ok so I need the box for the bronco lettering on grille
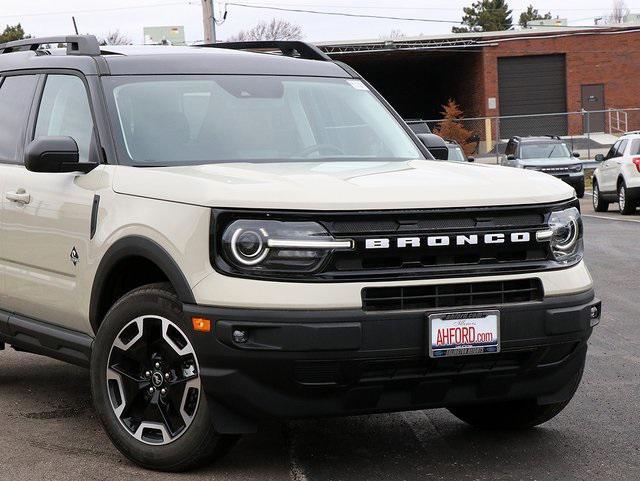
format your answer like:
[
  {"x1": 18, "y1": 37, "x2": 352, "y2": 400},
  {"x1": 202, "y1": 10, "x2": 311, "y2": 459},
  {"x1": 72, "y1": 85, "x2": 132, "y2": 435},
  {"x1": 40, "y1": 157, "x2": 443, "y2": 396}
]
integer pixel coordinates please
[{"x1": 365, "y1": 232, "x2": 531, "y2": 249}]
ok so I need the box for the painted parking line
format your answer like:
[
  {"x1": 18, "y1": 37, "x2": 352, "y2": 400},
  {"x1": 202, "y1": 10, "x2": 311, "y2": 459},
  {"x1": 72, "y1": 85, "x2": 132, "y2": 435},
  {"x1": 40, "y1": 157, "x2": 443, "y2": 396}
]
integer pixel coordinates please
[{"x1": 583, "y1": 214, "x2": 640, "y2": 224}]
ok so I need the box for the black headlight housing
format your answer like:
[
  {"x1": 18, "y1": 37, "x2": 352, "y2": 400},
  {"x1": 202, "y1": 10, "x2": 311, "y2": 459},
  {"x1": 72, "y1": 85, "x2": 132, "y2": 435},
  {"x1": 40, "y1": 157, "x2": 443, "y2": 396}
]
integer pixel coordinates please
[{"x1": 212, "y1": 214, "x2": 353, "y2": 279}]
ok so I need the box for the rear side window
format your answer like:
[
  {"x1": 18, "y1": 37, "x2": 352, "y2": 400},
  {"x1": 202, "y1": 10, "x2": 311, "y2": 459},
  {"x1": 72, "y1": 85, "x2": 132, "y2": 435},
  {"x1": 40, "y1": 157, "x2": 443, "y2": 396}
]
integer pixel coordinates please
[
  {"x1": 631, "y1": 139, "x2": 640, "y2": 156},
  {"x1": 34, "y1": 75, "x2": 95, "y2": 163},
  {"x1": 0, "y1": 75, "x2": 38, "y2": 162}
]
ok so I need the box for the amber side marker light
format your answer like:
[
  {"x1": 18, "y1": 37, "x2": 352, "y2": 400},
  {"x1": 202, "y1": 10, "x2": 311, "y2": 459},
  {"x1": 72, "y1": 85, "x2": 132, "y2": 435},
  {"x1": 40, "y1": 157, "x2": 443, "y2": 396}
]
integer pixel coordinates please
[{"x1": 192, "y1": 317, "x2": 212, "y2": 333}]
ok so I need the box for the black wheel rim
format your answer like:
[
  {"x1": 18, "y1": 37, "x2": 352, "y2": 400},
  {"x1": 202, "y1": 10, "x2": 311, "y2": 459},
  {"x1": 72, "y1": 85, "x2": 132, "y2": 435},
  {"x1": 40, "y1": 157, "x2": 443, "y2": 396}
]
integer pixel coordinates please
[{"x1": 106, "y1": 315, "x2": 201, "y2": 445}]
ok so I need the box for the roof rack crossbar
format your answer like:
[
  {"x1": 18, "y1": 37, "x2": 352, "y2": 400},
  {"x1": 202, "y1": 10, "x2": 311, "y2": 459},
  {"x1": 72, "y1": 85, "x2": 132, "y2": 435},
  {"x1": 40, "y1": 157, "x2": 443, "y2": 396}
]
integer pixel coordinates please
[
  {"x1": 0, "y1": 35, "x2": 101, "y2": 56},
  {"x1": 200, "y1": 41, "x2": 331, "y2": 61}
]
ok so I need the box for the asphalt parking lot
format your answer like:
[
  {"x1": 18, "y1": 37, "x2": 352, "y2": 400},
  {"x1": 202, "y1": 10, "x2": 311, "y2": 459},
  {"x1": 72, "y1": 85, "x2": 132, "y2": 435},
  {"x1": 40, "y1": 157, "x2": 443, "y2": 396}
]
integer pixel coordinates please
[{"x1": 0, "y1": 195, "x2": 638, "y2": 481}]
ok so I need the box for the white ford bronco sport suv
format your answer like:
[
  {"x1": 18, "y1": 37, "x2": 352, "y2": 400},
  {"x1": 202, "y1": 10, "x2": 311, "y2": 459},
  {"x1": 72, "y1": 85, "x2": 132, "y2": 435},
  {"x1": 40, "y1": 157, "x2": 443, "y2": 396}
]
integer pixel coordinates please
[{"x1": 0, "y1": 36, "x2": 600, "y2": 472}]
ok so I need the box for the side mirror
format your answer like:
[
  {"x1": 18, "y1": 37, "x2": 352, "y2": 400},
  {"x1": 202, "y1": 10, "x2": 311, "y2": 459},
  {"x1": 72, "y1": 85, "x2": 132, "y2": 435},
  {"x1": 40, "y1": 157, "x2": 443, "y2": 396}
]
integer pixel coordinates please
[
  {"x1": 25, "y1": 136, "x2": 97, "y2": 173},
  {"x1": 573, "y1": 152, "x2": 581, "y2": 158},
  {"x1": 506, "y1": 154, "x2": 516, "y2": 161},
  {"x1": 594, "y1": 153, "x2": 605, "y2": 162},
  {"x1": 467, "y1": 157, "x2": 475, "y2": 162},
  {"x1": 415, "y1": 133, "x2": 449, "y2": 160}
]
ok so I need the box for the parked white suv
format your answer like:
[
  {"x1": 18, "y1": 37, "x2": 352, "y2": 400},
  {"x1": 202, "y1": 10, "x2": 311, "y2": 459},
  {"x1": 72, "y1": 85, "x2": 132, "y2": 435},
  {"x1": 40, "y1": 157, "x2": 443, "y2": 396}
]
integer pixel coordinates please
[
  {"x1": 0, "y1": 35, "x2": 600, "y2": 472},
  {"x1": 592, "y1": 132, "x2": 640, "y2": 214}
]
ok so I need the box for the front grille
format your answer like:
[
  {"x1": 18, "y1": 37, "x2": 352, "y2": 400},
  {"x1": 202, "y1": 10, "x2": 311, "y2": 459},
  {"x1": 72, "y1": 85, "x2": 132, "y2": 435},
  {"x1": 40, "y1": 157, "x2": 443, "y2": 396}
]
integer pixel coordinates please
[
  {"x1": 537, "y1": 166, "x2": 572, "y2": 175},
  {"x1": 214, "y1": 199, "x2": 578, "y2": 281},
  {"x1": 318, "y1": 204, "x2": 565, "y2": 280},
  {"x1": 362, "y1": 279, "x2": 543, "y2": 311}
]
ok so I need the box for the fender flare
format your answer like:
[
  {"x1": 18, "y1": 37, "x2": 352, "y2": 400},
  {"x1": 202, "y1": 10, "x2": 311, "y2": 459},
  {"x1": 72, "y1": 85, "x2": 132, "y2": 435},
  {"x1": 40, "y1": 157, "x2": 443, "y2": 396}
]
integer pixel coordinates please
[{"x1": 89, "y1": 236, "x2": 195, "y2": 332}]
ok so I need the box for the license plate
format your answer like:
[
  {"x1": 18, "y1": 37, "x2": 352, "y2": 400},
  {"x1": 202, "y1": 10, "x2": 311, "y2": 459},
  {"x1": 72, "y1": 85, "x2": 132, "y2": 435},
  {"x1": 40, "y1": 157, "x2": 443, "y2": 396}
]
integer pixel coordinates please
[{"x1": 428, "y1": 310, "x2": 500, "y2": 358}]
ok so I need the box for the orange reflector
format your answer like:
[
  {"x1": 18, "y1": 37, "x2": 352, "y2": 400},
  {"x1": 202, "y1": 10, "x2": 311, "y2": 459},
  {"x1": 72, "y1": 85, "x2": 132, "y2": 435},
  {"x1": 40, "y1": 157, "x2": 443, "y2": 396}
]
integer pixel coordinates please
[{"x1": 192, "y1": 317, "x2": 211, "y2": 333}]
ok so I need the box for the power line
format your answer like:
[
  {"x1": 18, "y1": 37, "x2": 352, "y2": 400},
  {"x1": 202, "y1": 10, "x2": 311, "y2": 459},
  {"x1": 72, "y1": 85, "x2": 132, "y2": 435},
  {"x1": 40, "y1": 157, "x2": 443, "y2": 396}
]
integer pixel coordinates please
[
  {"x1": 224, "y1": 3, "x2": 616, "y2": 28},
  {"x1": 224, "y1": 2, "x2": 640, "y2": 13},
  {"x1": 225, "y1": 3, "x2": 462, "y2": 24},
  {"x1": 0, "y1": 1, "x2": 197, "y2": 19}
]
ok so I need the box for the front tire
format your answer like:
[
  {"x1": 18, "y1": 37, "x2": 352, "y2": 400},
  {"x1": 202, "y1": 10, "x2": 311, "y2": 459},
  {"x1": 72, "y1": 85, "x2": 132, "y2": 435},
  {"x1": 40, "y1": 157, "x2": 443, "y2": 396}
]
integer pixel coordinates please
[
  {"x1": 618, "y1": 181, "x2": 637, "y2": 215},
  {"x1": 575, "y1": 181, "x2": 585, "y2": 199},
  {"x1": 90, "y1": 283, "x2": 237, "y2": 472},
  {"x1": 448, "y1": 398, "x2": 571, "y2": 429},
  {"x1": 592, "y1": 181, "x2": 609, "y2": 212}
]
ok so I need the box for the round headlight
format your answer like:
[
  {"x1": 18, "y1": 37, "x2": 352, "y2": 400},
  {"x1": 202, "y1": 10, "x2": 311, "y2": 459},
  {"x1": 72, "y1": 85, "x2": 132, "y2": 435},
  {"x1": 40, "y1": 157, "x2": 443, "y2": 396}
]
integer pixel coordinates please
[
  {"x1": 551, "y1": 217, "x2": 578, "y2": 251},
  {"x1": 547, "y1": 207, "x2": 583, "y2": 263},
  {"x1": 236, "y1": 230, "x2": 263, "y2": 258},
  {"x1": 220, "y1": 219, "x2": 352, "y2": 275},
  {"x1": 230, "y1": 228, "x2": 269, "y2": 265}
]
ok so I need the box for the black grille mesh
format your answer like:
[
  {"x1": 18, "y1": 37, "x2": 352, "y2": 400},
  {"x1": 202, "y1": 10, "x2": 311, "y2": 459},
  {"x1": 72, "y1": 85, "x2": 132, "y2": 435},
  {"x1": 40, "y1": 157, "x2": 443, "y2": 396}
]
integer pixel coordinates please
[{"x1": 362, "y1": 279, "x2": 543, "y2": 311}]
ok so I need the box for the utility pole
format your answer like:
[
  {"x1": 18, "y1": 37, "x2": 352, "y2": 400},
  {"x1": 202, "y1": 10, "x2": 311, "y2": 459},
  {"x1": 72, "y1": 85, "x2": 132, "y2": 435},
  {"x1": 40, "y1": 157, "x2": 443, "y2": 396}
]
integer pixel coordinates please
[{"x1": 201, "y1": 0, "x2": 217, "y2": 43}]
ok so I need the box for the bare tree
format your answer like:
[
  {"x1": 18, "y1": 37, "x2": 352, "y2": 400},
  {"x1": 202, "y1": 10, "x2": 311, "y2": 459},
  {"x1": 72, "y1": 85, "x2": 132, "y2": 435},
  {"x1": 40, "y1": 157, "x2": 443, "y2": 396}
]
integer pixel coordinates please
[
  {"x1": 227, "y1": 18, "x2": 302, "y2": 41},
  {"x1": 100, "y1": 30, "x2": 132, "y2": 46},
  {"x1": 609, "y1": 0, "x2": 630, "y2": 23}
]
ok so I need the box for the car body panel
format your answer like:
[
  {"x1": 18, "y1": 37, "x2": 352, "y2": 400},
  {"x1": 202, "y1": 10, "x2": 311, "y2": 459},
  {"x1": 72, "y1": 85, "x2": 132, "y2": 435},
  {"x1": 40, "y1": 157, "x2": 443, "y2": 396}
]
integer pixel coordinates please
[
  {"x1": 112, "y1": 160, "x2": 575, "y2": 211},
  {"x1": 192, "y1": 260, "x2": 593, "y2": 309},
  {"x1": 0, "y1": 165, "x2": 107, "y2": 330}
]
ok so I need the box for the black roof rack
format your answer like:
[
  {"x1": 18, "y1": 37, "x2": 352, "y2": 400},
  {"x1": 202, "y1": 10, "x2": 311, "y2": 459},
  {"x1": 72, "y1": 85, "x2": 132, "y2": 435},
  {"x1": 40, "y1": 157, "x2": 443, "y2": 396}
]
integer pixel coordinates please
[
  {"x1": 200, "y1": 41, "x2": 331, "y2": 61},
  {"x1": 0, "y1": 35, "x2": 101, "y2": 56},
  {"x1": 512, "y1": 135, "x2": 563, "y2": 142}
]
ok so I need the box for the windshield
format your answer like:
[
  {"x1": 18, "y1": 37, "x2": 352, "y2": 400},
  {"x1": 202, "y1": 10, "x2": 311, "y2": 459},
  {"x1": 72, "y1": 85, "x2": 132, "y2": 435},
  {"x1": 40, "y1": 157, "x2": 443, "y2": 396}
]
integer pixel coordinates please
[
  {"x1": 447, "y1": 145, "x2": 466, "y2": 161},
  {"x1": 520, "y1": 142, "x2": 571, "y2": 160},
  {"x1": 103, "y1": 75, "x2": 424, "y2": 166}
]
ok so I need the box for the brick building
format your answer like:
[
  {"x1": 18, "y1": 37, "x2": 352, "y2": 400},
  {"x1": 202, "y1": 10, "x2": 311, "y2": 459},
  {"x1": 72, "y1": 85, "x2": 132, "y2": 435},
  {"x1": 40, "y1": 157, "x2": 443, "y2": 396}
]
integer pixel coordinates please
[{"x1": 320, "y1": 25, "x2": 640, "y2": 137}]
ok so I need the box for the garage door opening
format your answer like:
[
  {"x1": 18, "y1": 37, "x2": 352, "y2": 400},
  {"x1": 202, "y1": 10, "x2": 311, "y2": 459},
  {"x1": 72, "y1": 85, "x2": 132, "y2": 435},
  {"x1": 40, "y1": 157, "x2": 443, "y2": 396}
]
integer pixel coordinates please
[
  {"x1": 333, "y1": 50, "x2": 484, "y2": 121},
  {"x1": 498, "y1": 54, "x2": 567, "y2": 138}
]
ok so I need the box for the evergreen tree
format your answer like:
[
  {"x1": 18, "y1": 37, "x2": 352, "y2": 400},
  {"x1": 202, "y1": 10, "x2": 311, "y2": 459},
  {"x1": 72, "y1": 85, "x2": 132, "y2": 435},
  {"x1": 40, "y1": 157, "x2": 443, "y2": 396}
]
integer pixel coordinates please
[
  {"x1": 452, "y1": 0, "x2": 513, "y2": 33},
  {"x1": 0, "y1": 24, "x2": 29, "y2": 44},
  {"x1": 519, "y1": 5, "x2": 552, "y2": 28}
]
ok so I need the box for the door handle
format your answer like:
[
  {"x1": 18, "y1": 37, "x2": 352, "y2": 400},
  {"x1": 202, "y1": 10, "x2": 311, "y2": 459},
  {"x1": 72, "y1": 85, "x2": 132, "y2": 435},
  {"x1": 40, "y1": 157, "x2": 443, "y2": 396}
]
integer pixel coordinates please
[{"x1": 6, "y1": 188, "x2": 30, "y2": 204}]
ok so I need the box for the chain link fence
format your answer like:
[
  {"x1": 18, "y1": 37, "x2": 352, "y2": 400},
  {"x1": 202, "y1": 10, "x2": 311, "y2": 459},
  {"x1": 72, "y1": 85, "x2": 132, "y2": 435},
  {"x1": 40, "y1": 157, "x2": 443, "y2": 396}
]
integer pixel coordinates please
[{"x1": 421, "y1": 108, "x2": 640, "y2": 165}]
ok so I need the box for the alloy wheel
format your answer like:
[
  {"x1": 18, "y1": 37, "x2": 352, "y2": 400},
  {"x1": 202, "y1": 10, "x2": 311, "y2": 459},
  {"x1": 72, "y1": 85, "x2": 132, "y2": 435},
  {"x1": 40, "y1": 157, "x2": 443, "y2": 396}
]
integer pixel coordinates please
[
  {"x1": 593, "y1": 185, "x2": 599, "y2": 209},
  {"x1": 619, "y1": 185, "x2": 626, "y2": 212},
  {"x1": 106, "y1": 315, "x2": 201, "y2": 445}
]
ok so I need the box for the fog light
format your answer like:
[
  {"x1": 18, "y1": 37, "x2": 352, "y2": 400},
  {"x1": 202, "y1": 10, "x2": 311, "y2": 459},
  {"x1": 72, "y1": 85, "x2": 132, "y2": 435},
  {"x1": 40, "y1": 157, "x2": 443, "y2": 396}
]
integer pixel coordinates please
[{"x1": 233, "y1": 329, "x2": 248, "y2": 344}]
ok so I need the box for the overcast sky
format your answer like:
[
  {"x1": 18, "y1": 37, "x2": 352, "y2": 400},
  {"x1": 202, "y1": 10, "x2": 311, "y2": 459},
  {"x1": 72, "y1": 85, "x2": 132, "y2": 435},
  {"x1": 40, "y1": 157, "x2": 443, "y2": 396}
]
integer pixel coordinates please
[{"x1": 0, "y1": 0, "x2": 634, "y2": 44}]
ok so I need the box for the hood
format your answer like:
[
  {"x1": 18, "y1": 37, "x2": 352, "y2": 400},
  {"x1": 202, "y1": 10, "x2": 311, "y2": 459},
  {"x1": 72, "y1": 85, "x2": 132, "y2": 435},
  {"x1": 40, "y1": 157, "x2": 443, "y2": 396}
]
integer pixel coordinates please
[{"x1": 112, "y1": 160, "x2": 575, "y2": 210}]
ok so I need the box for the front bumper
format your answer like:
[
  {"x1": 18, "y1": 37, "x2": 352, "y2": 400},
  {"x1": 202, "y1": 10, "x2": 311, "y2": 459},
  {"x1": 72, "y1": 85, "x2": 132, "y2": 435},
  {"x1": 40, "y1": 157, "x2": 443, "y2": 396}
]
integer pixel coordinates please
[
  {"x1": 184, "y1": 289, "x2": 599, "y2": 433},
  {"x1": 555, "y1": 173, "x2": 584, "y2": 190}
]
